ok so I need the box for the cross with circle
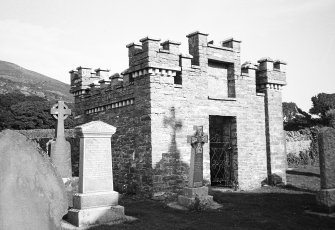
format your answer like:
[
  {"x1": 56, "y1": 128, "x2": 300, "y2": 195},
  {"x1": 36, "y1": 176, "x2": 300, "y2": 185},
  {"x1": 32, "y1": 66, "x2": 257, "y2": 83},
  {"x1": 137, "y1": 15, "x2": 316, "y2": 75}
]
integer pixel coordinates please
[{"x1": 51, "y1": 101, "x2": 71, "y2": 139}]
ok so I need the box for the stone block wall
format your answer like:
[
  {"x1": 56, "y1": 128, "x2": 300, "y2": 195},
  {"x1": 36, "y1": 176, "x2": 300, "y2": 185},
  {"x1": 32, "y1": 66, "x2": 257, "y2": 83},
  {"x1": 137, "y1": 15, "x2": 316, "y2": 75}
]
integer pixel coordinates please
[
  {"x1": 150, "y1": 32, "x2": 268, "y2": 192},
  {"x1": 69, "y1": 31, "x2": 287, "y2": 195},
  {"x1": 285, "y1": 127, "x2": 320, "y2": 167},
  {"x1": 286, "y1": 129, "x2": 313, "y2": 155},
  {"x1": 17, "y1": 129, "x2": 80, "y2": 176},
  {"x1": 72, "y1": 72, "x2": 152, "y2": 195}
]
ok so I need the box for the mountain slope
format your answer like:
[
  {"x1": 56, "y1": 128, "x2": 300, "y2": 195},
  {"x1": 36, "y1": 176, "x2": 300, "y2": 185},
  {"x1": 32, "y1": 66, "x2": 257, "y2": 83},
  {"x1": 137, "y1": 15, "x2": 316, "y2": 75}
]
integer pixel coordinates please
[{"x1": 0, "y1": 60, "x2": 73, "y2": 102}]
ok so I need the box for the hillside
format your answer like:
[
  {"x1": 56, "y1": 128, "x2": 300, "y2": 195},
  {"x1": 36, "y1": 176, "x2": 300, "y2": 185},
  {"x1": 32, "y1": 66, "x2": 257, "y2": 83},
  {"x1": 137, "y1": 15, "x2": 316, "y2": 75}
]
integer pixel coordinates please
[{"x1": 0, "y1": 60, "x2": 73, "y2": 102}]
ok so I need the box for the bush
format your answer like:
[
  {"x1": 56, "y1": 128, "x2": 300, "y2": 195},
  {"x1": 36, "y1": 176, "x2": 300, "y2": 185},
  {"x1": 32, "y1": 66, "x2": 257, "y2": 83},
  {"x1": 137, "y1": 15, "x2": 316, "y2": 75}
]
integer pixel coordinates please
[{"x1": 325, "y1": 109, "x2": 335, "y2": 128}]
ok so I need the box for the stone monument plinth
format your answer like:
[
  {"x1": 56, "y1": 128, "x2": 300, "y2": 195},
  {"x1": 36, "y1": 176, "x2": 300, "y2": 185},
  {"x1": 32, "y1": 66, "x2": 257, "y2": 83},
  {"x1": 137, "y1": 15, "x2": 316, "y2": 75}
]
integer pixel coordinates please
[
  {"x1": 316, "y1": 127, "x2": 335, "y2": 213},
  {"x1": 67, "y1": 121, "x2": 125, "y2": 227},
  {"x1": 178, "y1": 126, "x2": 213, "y2": 208}
]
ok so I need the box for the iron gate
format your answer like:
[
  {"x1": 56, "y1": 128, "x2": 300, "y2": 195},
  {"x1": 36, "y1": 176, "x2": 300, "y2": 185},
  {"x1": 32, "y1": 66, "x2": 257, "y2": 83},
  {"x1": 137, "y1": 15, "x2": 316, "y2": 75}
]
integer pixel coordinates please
[{"x1": 210, "y1": 134, "x2": 234, "y2": 187}]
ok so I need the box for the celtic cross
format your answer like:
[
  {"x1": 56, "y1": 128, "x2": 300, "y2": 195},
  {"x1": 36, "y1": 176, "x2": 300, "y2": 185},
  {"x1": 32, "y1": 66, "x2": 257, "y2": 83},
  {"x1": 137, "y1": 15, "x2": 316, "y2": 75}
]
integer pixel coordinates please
[
  {"x1": 187, "y1": 125, "x2": 208, "y2": 187},
  {"x1": 187, "y1": 126, "x2": 208, "y2": 154},
  {"x1": 50, "y1": 101, "x2": 71, "y2": 139}
]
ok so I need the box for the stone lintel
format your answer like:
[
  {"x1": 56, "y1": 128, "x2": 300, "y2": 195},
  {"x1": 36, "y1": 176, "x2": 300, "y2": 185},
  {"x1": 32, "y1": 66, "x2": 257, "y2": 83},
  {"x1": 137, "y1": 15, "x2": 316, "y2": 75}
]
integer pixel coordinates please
[
  {"x1": 75, "y1": 121, "x2": 116, "y2": 138},
  {"x1": 186, "y1": 31, "x2": 209, "y2": 38},
  {"x1": 73, "y1": 191, "x2": 119, "y2": 209}
]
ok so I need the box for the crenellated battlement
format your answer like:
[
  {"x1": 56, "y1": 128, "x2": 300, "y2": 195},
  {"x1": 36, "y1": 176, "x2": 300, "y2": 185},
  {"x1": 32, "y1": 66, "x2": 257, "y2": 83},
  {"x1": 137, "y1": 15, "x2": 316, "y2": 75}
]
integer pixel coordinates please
[
  {"x1": 256, "y1": 57, "x2": 287, "y2": 91},
  {"x1": 70, "y1": 32, "x2": 288, "y2": 100},
  {"x1": 125, "y1": 36, "x2": 181, "y2": 75}
]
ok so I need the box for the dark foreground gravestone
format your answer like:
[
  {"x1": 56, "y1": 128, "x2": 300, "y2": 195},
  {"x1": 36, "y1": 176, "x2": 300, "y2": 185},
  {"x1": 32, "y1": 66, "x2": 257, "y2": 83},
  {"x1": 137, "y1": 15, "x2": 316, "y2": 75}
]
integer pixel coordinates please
[
  {"x1": 0, "y1": 130, "x2": 68, "y2": 230},
  {"x1": 316, "y1": 127, "x2": 335, "y2": 213}
]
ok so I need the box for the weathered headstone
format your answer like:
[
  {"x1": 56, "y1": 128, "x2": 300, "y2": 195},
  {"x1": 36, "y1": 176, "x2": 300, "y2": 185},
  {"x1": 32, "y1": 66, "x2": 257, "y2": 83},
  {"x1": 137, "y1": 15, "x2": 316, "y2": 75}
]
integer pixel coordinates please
[
  {"x1": 66, "y1": 121, "x2": 125, "y2": 227},
  {"x1": 49, "y1": 101, "x2": 72, "y2": 178},
  {"x1": 178, "y1": 126, "x2": 213, "y2": 208},
  {"x1": 316, "y1": 127, "x2": 335, "y2": 213},
  {"x1": 0, "y1": 130, "x2": 68, "y2": 230}
]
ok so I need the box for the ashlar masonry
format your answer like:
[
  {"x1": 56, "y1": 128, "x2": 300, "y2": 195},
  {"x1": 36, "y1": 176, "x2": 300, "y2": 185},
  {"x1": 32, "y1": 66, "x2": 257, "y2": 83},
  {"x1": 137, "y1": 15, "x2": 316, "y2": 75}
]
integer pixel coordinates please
[{"x1": 70, "y1": 31, "x2": 287, "y2": 195}]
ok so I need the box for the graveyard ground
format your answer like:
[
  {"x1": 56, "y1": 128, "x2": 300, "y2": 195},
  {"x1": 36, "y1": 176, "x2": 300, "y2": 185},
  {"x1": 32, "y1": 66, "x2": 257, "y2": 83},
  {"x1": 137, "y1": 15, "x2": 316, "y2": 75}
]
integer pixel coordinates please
[{"x1": 88, "y1": 166, "x2": 335, "y2": 230}]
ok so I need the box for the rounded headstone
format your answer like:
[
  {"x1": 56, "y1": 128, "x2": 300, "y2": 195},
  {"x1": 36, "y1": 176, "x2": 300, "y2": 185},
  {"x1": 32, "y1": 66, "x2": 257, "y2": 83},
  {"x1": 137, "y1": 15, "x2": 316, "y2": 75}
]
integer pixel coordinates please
[{"x1": 0, "y1": 130, "x2": 68, "y2": 230}]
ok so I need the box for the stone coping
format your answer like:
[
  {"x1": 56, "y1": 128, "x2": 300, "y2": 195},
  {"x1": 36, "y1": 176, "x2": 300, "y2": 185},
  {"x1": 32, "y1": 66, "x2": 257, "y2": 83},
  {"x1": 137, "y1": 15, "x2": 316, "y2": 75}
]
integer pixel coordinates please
[
  {"x1": 139, "y1": 36, "x2": 161, "y2": 42},
  {"x1": 186, "y1": 31, "x2": 209, "y2": 38},
  {"x1": 161, "y1": 40, "x2": 181, "y2": 46},
  {"x1": 221, "y1": 37, "x2": 242, "y2": 43}
]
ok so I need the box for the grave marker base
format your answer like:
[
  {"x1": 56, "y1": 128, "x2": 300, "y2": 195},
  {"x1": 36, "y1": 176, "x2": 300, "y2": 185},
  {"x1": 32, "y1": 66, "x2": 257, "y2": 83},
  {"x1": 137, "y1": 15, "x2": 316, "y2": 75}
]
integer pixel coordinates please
[
  {"x1": 316, "y1": 188, "x2": 335, "y2": 213},
  {"x1": 73, "y1": 191, "x2": 119, "y2": 209},
  {"x1": 67, "y1": 205, "x2": 125, "y2": 228},
  {"x1": 178, "y1": 186, "x2": 213, "y2": 209}
]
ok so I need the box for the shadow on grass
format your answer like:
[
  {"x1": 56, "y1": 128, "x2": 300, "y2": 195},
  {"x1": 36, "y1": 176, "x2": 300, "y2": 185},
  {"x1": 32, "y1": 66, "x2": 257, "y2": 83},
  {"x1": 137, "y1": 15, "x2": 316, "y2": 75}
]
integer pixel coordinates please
[
  {"x1": 280, "y1": 184, "x2": 317, "y2": 193},
  {"x1": 287, "y1": 170, "x2": 320, "y2": 178},
  {"x1": 87, "y1": 189, "x2": 335, "y2": 230}
]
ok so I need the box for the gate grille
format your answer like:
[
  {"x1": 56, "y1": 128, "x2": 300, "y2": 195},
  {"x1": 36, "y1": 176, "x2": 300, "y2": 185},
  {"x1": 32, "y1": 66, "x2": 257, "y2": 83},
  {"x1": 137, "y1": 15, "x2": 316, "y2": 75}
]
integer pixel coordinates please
[{"x1": 210, "y1": 135, "x2": 234, "y2": 187}]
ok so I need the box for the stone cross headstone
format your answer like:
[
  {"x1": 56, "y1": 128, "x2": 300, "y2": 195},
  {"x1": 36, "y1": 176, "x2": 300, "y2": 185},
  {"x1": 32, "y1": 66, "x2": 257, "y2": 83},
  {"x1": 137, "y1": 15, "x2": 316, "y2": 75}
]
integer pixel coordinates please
[
  {"x1": 178, "y1": 125, "x2": 213, "y2": 209},
  {"x1": 67, "y1": 121, "x2": 125, "y2": 228},
  {"x1": 49, "y1": 101, "x2": 72, "y2": 178},
  {"x1": 316, "y1": 127, "x2": 335, "y2": 213},
  {"x1": 187, "y1": 126, "x2": 208, "y2": 188},
  {"x1": 0, "y1": 130, "x2": 68, "y2": 230}
]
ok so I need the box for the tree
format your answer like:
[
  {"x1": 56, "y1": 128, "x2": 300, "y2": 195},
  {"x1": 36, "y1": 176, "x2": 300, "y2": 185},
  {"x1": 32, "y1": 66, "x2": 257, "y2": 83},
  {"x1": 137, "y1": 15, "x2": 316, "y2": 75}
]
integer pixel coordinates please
[
  {"x1": 10, "y1": 101, "x2": 55, "y2": 129},
  {"x1": 282, "y1": 102, "x2": 312, "y2": 131},
  {"x1": 283, "y1": 102, "x2": 298, "y2": 122},
  {"x1": 310, "y1": 93, "x2": 335, "y2": 118}
]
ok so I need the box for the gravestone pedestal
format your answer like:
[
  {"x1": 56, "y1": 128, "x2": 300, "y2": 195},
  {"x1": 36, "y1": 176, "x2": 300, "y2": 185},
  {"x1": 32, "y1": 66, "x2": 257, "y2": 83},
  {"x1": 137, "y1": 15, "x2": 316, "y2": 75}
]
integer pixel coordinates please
[
  {"x1": 178, "y1": 126, "x2": 213, "y2": 209},
  {"x1": 178, "y1": 186, "x2": 213, "y2": 208},
  {"x1": 67, "y1": 121, "x2": 125, "y2": 228},
  {"x1": 316, "y1": 189, "x2": 335, "y2": 213},
  {"x1": 316, "y1": 127, "x2": 335, "y2": 213}
]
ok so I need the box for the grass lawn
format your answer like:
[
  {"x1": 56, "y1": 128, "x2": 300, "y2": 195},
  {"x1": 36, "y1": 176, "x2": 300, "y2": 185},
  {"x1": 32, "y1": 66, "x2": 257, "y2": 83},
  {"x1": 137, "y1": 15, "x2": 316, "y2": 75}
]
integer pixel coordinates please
[{"x1": 88, "y1": 167, "x2": 335, "y2": 230}]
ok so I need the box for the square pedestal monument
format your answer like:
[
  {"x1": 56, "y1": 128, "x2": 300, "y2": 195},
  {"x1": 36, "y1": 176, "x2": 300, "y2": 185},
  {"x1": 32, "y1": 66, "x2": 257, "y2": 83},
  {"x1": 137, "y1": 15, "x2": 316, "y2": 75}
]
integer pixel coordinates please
[{"x1": 67, "y1": 121, "x2": 125, "y2": 227}]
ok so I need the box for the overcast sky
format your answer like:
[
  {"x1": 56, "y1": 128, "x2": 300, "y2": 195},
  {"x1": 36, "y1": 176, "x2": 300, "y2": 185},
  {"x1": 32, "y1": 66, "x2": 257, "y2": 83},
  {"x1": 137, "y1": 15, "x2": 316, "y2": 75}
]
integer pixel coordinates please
[{"x1": 0, "y1": 0, "x2": 334, "y2": 111}]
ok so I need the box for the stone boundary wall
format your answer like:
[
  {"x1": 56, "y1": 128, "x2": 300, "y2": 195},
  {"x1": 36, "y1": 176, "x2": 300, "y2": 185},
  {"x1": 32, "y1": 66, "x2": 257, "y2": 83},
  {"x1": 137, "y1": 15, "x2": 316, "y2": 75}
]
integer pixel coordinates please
[
  {"x1": 285, "y1": 127, "x2": 320, "y2": 166},
  {"x1": 285, "y1": 129, "x2": 313, "y2": 155},
  {"x1": 17, "y1": 129, "x2": 80, "y2": 176}
]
